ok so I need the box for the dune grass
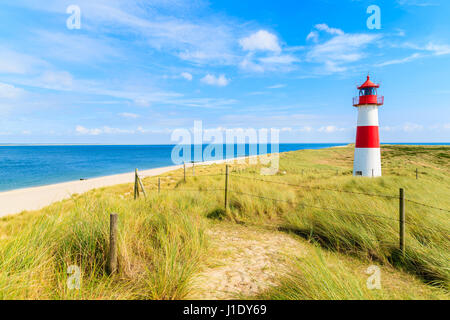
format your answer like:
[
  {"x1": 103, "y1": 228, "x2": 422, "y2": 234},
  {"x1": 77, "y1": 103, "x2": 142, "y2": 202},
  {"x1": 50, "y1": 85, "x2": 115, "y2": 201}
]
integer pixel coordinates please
[
  {"x1": 254, "y1": 247, "x2": 448, "y2": 300},
  {"x1": 0, "y1": 189, "x2": 210, "y2": 299},
  {"x1": 0, "y1": 145, "x2": 448, "y2": 299}
]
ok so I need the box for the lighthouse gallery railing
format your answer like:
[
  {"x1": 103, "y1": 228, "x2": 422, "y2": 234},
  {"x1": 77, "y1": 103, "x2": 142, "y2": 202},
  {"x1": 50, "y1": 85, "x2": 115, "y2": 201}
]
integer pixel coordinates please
[{"x1": 353, "y1": 95, "x2": 384, "y2": 106}]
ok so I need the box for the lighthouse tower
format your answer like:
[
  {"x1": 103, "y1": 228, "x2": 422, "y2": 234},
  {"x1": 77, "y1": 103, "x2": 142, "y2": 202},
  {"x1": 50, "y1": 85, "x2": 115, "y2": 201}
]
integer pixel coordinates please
[{"x1": 352, "y1": 75, "x2": 384, "y2": 177}]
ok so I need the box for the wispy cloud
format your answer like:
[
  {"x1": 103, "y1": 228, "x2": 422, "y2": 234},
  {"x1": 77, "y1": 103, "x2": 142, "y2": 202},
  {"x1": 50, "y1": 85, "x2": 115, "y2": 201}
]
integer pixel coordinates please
[
  {"x1": 237, "y1": 30, "x2": 300, "y2": 73},
  {"x1": 180, "y1": 72, "x2": 193, "y2": 81},
  {"x1": 376, "y1": 53, "x2": 422, "y2": 67},
  {"x1": 314, "y1": 24, "x2": 344, "y2": 36},
  {"x1": 239, "y1": 30, "x2": 281, "y2": 52},
  {"x1": 396, "y1": 0, "x2": 438, "y2": 7},
  {"x1": 377, "y1": 42, "x2": 450, "y2": 67},
  {"x1": 0, "y1": 82, "x2": 25, "y2": 99},
  {"x1": 201, "y1": 74, "x2": 230, "y2": 86},
  {"x1": 75, "y1": 125, "x2": 136, "y2": 135},
  {"x1": 118, "y1": 112, "x2": 140, "y2": 119},
  {"x1": 267, "y1": 84, "x2": 286, "y2": 89},
  {"x1": 317, "y1": 125, "x2": 348, "y2": 133},
  {"x1": 0, "y1": 48, "x2": 47, "y2": 74},
  {"x1": 305, "y1": 24, "x2": 381, "y2": 74}
]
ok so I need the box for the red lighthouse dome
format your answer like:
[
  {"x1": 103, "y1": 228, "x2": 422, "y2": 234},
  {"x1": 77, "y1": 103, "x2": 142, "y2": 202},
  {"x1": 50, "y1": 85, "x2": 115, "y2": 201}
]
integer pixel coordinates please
[{"x1": 353, "y1": 75, "x2": 384, "y2": 106}]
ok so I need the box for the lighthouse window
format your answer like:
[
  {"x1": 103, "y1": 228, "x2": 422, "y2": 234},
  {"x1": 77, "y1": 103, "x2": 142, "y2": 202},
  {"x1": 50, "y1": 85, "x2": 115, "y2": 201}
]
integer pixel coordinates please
[{"x1": 361, "y1": 88, "x2": 375, "y2": 96}]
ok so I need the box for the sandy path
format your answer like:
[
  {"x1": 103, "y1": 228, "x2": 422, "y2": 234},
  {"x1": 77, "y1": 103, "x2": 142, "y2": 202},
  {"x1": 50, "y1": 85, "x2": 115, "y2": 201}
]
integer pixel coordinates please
[
  {"x1": 0, "y1": 156, "x2": 258, "y2": 217},
  {"x1": 189, "y1": 224, "x2": 308, "y2": 300}
]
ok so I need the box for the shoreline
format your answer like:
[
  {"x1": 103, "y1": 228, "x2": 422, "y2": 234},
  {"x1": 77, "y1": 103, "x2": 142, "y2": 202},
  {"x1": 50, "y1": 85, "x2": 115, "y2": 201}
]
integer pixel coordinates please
[{"x1": 0, "y1": 156, "x2": 258, "y2": 218}]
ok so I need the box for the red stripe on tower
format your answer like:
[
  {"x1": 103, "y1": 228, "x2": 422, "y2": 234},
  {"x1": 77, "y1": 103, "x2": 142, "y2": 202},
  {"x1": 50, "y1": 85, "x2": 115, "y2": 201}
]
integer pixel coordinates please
[{"x1": 355, "y1": 126, "x2": 380, "y2": 148}]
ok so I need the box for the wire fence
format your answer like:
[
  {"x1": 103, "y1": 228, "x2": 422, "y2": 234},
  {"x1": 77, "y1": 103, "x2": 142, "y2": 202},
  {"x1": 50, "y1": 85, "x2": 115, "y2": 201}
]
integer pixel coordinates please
[
  {"x1": 230, "y1": 174, "x2": 398, "y2": 199},
  {"x1": 132, "y1": 164, "x2": 449, "y2": 251},
  {"x1": 140, "y1": 169, "x2": 450, "y2": 214}
]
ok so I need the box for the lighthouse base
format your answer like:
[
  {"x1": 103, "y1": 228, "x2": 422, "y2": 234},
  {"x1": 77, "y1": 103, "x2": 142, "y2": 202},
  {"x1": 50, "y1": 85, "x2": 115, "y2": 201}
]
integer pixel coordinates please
[{"x1": 353, "y1": 148, "x2": 382, "y2": 177}]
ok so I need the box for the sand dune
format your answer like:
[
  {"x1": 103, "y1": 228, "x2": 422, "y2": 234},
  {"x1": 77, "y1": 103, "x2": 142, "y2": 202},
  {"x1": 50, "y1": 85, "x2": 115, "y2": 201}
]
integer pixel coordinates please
[{"x1": 0, "y1": 156, "x2": 259, "y2": 218}]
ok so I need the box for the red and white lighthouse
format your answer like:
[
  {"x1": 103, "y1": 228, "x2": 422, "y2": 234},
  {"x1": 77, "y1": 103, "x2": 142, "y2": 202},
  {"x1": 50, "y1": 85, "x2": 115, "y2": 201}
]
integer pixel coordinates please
[{"x1": 352, "y1": 75, "x2": 384, "y2": 177}]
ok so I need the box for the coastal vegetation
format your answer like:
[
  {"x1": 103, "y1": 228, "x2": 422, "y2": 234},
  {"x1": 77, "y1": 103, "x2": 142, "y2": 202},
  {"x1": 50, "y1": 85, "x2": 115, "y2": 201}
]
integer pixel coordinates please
[{"x1": 0, "y1": 145, "x2": 448, "y2": 299}]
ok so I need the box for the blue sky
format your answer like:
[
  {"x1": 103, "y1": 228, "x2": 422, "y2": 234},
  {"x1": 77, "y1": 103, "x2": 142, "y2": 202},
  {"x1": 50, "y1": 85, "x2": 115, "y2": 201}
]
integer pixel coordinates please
[{"x1": 0, "y1": 0, "x2": 449, "y2": 144}]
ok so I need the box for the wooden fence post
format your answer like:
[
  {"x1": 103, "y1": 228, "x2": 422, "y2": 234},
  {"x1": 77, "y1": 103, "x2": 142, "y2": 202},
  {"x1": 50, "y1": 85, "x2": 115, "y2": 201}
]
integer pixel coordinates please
[
  {"x1": 184, "y1": 162, "x2": 186, "y2": 182},
  {"x1": 107, "y1": 213, "x2": 118, "y2": 275},
  {"x1": 158, "y1": 177, "x2": 161, "y2": 194},
  {"x1": 416, "y1": 168, "x2": 418, "y2": 180},
  {"x1": 134, "y1": 169, "x2": 139, "y2": 200},
  {"x1": 192, "y1": 161, "x2": 195, "y2": 176},
  {"x1": 224, "y1": 165, "x2": 229, "y2": 211},
  {"x1": 399, "y1": 188, "x2": 405, "y2": 256},
  {"x1": 137, "y1": 174, "x2": 147, "y2": 198}
]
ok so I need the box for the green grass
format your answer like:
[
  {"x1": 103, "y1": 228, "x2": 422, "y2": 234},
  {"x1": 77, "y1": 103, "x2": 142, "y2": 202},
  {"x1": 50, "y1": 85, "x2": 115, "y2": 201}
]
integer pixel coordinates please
[
  {"x1": 255, "y1": 247, "x2": 448, "y2": 300},
  {"x1": 0, "y1": 189, "x2": 210, "y2": 299},
  {"x1": 0, "y1": 145, "x2": 448, "y2": 299}
]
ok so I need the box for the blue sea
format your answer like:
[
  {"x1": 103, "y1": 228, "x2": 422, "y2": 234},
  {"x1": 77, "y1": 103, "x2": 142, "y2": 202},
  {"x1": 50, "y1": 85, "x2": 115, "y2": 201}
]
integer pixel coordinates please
[{"x1": 0, "y1": 143, "x2": 448, "y2": 192}]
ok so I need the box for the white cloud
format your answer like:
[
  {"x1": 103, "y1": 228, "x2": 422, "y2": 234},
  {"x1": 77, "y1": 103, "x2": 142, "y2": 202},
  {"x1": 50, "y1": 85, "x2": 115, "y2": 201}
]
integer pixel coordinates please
[
  {"x1": 306, "y1": 24, "x2": 344, "y2": 44},
  {"x1": 119, "y1": 112, "x2": 140, "y2": 118},
  {"x1": 307, "y1": 32, "x2": 381, "y2": 73},
  {"x1": 267, "y1": 84, "x2": 286, "y2": 89},
  {"x1": 303, "y1": 23, "x2": 383, "y2": 74},
  {"x1": 396, "y1": 0, "x2": 437, "y2": 6},
  {"x1": 75, "y1": 125, "x2": 136, "y2": 135},
  {"x1": 377, "y1": 53, "x2": 422, "y2": 67},
  {"x1": 201, "y1": 74, "x2": 230, "y2": 86},
  {"x1": 32, "y1": 30, "x2": 121, "y2": 64},
  {"x1": 424, "y1": 43, "x2": 450, "y2": 56},
  {"x1": 133, "y1": 98, "x2": 151, "y2": 107},
  {"x1": 8, "y1": 0, "x2": 239, "y2": 66},
  {"x1": 0, "y1": 82, "x2": 25, "y2": 99},
  {"x1": 380, "y1": 123, "x2": 425, "y2": 132},
  {"x1": 76, "y1": 125, "x2": 102, "y2": 135},
  {"x1": 309, "y1": 34, "x2": 379, "y2": 63},
  {"x1": 377, "y1": 42, "x2": 450, "y2": 67},
  {"x1": 240, "y1": 52, "x2": 298, "y2": 73},
  {"x1": 180, "y1": 72, "x2": 193, "y2": 81},
  {"x1": 168, "y1": 97, "x2": 237, "y2": 108},
  {"x1": 239, "y1": 57, "x2": 265, "y2": 72},
  {"x1": 306, "y1": 31, "x2": 319, "y2": 42},
  {"x1": 395, "y1": 29, "x2": 406, "y2": 37},
  {"x1": 39, "y1": 71, "x2": 74, "y2": 90},
  {"x1": 314, "y1": 24, "x2": 344, "y2": 36},
  {"x1": 239, "y1": 30, "x2": 281, "y2": 52},
  {"x1": 402, "y1": 123, "x2": 424, "y2": 132},
  {"x1": 318, "y1": 125, "x2": 347, "y2": 133},
  {"x1": 0, "y1": 48, "x2": 46, "y2": 74},
  {"x1": 299, "y1": 126, "x2": 313, "y2": 132},
  {"x1": 259, "y1": 54, "x2": 298, "y2": 64}
]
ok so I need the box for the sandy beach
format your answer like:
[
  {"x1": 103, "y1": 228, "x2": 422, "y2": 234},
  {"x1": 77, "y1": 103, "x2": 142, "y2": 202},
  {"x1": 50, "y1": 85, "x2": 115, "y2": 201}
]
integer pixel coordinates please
[{"x1": 0, "y1": 156, "x2": 259, "y2": 218}]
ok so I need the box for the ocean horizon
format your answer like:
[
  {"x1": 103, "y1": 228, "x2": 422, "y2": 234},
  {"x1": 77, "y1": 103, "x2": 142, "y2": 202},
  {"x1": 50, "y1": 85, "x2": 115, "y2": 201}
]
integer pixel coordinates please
[{"x1": 0, "y1": 143, "x2": 448, "y2": 192}]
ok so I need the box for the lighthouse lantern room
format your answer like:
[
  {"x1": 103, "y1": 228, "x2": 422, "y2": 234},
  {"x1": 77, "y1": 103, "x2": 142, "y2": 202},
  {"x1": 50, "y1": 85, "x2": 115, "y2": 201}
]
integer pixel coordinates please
[{"x1": 352, "y1": 75, "x2": 384, "y2": 177}]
